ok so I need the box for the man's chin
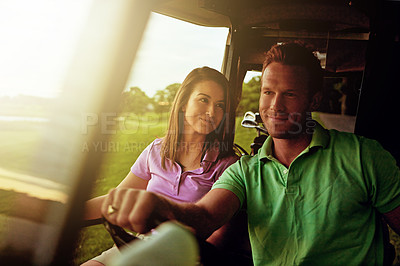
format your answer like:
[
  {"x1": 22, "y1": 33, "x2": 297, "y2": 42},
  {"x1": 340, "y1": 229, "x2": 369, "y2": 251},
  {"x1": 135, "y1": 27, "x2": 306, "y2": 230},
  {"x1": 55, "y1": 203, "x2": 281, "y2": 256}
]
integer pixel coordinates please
[
  {"x1": 266, "y1": 125, "x2": 301, "y2": 139},
  {"x1": 268, "y1": 132, "x2": 295, "y2": 139},
  {"x1": 265, "y1": 120, "x2": 304, "y2": 138}
]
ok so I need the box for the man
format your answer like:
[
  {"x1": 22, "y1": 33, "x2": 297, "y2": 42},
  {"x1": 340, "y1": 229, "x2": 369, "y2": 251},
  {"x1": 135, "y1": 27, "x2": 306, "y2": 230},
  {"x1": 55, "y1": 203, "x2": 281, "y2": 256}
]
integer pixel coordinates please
[{"x1": 102, "y1": 42, "x2": 400, "y2": 265}]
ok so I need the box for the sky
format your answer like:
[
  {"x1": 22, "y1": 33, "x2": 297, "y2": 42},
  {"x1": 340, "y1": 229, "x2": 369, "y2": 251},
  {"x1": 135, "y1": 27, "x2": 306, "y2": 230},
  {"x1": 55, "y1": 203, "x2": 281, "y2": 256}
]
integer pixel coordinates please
[
  {"x1": 0, "y1": 0, "x2": 93, "y2": 98},
  {"x1": 0, "y1": 0, "x2": 259, "y2": 99},
  {"x1": 126, "y1": 13, "x2": 229, "y2": 97}
]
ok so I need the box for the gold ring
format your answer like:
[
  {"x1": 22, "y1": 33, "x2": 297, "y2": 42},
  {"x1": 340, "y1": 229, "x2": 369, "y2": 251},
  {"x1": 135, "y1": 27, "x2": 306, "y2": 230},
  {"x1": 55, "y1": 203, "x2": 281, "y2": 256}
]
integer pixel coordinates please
[{"x1": 107, "y1": 205, "x2": 118, "y2": 215}]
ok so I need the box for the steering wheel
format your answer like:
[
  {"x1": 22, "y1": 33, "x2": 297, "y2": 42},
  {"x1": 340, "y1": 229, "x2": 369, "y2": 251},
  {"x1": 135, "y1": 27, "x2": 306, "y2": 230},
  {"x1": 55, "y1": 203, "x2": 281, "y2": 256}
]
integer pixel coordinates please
[
  {"x1": 101, "y1": 217, "x2": 140, "y2": 248},
  {"x1": 83, "y1": 217, "x2": 251, "y2": 265},
  {"x1": 100, "y1": 217, "x2": 230, "y2": 265}
]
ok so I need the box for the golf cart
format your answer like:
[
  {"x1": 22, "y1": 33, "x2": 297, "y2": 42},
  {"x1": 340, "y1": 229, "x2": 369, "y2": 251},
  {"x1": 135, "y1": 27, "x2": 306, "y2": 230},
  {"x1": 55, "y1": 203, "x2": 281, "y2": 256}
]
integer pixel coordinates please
[{"x1": 1, "y1": 0, "x2": 399, "y2": 265}]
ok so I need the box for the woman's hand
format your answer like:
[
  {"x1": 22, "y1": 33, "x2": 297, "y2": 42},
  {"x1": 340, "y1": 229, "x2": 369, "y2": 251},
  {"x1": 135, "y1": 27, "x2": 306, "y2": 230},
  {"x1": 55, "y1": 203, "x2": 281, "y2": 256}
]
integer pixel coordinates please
[{"x1": 101, "y1": 188, "x2": 174, "y2": 233}]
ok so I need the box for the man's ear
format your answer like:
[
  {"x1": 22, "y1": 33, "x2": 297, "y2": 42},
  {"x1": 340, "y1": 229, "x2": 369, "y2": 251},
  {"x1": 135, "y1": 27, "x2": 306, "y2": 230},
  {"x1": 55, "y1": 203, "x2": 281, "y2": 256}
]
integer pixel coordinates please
[{"x1": 310, "y1": 92, "x2": 322, "y2": 112}]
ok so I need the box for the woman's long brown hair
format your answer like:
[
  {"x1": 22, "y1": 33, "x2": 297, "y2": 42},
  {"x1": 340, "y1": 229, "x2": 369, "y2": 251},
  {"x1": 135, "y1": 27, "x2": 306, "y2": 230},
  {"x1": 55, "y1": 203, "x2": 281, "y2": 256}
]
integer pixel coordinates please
[{"x1": 160, "y1": 67, "x2": 235, "y2": 169}]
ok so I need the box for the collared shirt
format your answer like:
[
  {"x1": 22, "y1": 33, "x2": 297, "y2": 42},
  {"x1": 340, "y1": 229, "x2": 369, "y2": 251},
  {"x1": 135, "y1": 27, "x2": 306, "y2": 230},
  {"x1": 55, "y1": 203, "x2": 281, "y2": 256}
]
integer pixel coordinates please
[
  {"x1": 131, "y1": 138, "x2": 238, "y2": 203},
  {"x1": 212, "y1": 122, "x2": 400, "y2": 265}
]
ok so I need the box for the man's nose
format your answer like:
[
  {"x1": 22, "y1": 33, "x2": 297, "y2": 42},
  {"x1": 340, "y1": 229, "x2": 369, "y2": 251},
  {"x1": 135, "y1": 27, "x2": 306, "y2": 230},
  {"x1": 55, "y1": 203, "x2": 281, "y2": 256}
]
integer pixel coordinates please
[{"x1": 270, "y1": 94, "x2": 284, "y2": 112}]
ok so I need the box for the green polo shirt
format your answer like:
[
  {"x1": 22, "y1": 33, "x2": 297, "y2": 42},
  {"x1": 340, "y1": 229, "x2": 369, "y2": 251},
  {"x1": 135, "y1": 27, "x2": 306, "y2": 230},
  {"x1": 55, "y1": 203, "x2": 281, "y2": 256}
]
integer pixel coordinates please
[{"x1": 212, "y1": 123, "x2": 400, "y2": 265}]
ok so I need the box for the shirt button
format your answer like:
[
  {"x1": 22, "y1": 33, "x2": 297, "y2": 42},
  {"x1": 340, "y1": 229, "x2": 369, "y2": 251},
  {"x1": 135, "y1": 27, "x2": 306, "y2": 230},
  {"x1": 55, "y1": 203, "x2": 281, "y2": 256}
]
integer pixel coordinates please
[{"x1": 283, "y1": 169, "x2": 288, "y2": 174}]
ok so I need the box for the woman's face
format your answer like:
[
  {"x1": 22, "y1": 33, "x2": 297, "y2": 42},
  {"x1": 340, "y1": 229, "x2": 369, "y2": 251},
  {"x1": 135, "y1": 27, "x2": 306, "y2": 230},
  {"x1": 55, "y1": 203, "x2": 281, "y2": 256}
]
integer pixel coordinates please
[{"x1": 182, "y1": 80, "x2": 225, "y2": 137}]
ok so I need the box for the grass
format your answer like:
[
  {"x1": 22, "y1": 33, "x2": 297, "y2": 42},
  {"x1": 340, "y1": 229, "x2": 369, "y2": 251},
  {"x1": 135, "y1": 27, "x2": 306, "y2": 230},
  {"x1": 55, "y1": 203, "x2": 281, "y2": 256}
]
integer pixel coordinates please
[
  {"x1": 0, "y1": 121, "x2": 43, "y2": 174},
  {"x1": 88, "y1": 113, "x2": 170, "y2": 196}
]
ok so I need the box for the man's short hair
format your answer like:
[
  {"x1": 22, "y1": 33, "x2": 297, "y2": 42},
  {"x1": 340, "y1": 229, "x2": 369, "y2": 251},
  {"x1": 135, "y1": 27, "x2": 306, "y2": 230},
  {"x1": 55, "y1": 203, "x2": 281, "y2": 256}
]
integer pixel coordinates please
[{"x1": 262, "y1": 42, "x2": 324, "y2": 96}]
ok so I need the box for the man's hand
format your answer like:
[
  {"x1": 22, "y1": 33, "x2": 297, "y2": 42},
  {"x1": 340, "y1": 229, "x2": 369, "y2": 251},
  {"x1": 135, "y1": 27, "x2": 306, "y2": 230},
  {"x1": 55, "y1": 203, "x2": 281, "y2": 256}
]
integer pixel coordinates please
[
  {"x1": 101, "y1": 187, "x2": 241, "y2": 239},
  {"x1": 101, "y1": 188, "x2": 174, "y2": 233}
]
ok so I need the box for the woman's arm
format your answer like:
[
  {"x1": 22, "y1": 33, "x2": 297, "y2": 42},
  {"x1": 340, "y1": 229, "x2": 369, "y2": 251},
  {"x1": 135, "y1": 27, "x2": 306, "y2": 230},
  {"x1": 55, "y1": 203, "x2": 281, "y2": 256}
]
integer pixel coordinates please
[{"x1": 84, "y1": 172, "x2": 148, "y2": 220}]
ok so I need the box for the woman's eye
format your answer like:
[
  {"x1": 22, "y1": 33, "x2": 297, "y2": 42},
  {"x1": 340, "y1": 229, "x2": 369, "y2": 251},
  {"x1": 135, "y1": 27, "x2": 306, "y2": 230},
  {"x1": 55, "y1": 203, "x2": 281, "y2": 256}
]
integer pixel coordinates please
[
  {"x1": 216, "y1": 103, "x2": 225, "y2": 109},
  {"x1": 199, "y1": 98, "x2": 208, "y2": 103}
]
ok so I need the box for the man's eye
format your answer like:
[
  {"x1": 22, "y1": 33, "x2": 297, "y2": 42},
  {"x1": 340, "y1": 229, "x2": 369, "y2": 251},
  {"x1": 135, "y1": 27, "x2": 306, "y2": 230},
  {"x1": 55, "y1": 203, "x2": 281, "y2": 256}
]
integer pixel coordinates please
[
  {"x1": 264, "y1": 91, "x2": 273, "y2": 95},
  {"x1": 285, "y1": 93, "x2": 296, "y2": 97}
]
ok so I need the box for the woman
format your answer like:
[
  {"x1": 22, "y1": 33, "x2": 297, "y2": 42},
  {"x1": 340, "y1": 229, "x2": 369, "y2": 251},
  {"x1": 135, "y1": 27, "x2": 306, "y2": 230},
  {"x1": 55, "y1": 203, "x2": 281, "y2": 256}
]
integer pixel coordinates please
[{"x1": 82, "y1": 67, "x2": 241, "y2": 265}]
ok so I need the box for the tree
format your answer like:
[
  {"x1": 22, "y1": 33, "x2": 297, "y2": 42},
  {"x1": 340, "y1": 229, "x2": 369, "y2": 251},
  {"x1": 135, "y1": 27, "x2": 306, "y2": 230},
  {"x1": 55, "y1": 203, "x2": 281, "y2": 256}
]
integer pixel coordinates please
[
  {"x1": 153, "y1": 83, "x2": 181, "y2": 113},
  {"x1": 237, "y1": 76, "x2": 261, "y2": 116},
  {"x1": 165, "y1": 83, "x2": 180, "y2": 104},
  {"x1": 120, "y1": 86, "x2": 152, "y2": 114}
]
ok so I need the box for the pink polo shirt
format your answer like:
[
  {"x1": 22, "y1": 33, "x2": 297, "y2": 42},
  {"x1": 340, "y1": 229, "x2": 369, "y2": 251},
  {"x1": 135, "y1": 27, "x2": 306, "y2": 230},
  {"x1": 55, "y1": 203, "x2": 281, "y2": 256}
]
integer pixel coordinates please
[{"x1": 131, "y1": 138, "x2": 238, "y2": 203}]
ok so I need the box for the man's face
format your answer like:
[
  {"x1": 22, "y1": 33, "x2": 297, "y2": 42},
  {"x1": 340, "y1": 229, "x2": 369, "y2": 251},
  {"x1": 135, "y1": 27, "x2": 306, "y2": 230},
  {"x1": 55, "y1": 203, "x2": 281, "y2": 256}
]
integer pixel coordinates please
[{"x1": 259, "y1": 62, "x2": 318, "y2": 139}]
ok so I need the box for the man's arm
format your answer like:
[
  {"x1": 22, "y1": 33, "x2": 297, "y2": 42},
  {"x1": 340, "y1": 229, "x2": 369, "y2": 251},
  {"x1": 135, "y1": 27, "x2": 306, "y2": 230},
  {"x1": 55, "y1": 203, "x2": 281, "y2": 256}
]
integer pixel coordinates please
[
  {"x1": 383, "y1": 205, "x2": 400, "y2": 235},
  {"x1": 101, "y1": 188, "x2": 241, "y2": 239},
  {"x1": 181, "y1": 188, "x2": 241, "y2": 239}
]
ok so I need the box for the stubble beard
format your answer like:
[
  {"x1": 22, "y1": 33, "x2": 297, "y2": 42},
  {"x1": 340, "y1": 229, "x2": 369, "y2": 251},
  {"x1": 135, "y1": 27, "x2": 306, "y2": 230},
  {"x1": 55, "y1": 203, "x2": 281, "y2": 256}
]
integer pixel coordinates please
[{"x1": 263, "y1": 112, "x2": 310, "y2": 139}]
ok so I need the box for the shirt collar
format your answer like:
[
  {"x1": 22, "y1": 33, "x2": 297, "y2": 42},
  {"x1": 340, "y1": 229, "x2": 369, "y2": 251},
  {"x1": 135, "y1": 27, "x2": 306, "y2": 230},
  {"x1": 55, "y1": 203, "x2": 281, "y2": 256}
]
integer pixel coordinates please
[
  {"x1": 259, "y1": 121, "x2": 329, "y2": 161},
  {"x1": 202, "y1": 142, "x2": 220, "y2": 162},
  {"x1": 309, "y1": 122, "x2": 330, "y2": 149}
]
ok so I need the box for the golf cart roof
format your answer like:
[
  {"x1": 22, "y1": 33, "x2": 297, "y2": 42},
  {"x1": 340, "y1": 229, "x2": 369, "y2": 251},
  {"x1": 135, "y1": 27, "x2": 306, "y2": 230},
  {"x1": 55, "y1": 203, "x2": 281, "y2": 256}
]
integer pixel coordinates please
[
  {"x1": 154, "y1": 0, "x2": 369, "y2": 29},
  {"x1": 155, "y1": 0, "x2": 370, "y2": 73}
]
